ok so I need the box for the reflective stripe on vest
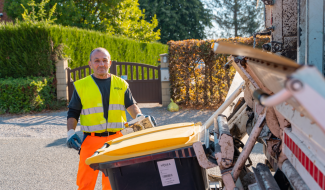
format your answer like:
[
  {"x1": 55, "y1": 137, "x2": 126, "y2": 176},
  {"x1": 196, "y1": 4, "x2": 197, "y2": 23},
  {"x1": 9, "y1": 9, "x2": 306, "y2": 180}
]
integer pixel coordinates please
[
  {"x1": 81, "y1": 107, "x2": 103, "y2": 115},
  {"x1": 80, "y1": 122, "x2": 124, "y2": 132},
  {"x1": 108, "y1": 104, "x2": 126, "y2": 111},
  {"x1": 81, "y1": 104, "x2": 125, "y2": 115},
  {"x1": 74, "y1": 75, "x2": 128, "y2": 133}
]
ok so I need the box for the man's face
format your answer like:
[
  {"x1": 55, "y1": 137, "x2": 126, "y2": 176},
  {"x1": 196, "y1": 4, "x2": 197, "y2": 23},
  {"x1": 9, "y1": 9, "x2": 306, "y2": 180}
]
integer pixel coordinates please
[{"x1": 89, "y1": 51, "x2": 111, "y2": 77}]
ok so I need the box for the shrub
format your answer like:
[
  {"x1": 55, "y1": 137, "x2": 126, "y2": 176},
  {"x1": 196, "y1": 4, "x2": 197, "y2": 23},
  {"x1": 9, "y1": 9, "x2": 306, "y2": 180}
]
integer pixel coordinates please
[
  {"x1": 0, "y1": 22, "x2": 168, "y2": 78},
  {"x1": 47, "y1": 24, "x2": 168, "y2": 68},
  {"x1": 0, "y1": 77, "x2": 56, "y2": 113},
  {"x1": 167, "y1": 36, "x2": 269, "y2": 108},
  {"x1": 0, "y1": 22, "x2": 54, "y2": 78}
]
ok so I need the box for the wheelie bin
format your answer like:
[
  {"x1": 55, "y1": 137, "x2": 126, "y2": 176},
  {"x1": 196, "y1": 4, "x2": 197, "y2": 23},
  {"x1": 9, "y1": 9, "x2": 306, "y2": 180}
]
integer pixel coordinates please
[{"x1": 86, "y1": 122, "x2": 209, "y2": 190}]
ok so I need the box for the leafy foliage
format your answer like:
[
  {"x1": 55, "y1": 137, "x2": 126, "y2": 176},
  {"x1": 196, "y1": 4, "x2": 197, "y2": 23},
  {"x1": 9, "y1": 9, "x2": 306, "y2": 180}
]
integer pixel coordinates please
[
  {"x1": 4, "y1": 0, "x2": 120, "y2": 29},
  {"x1": 139, "y1": 0, "x2": 213, "y2": 44},
  {"x1": 4, "y1": 0, "x2": 160, "y2": 42},
  {"x1": 0, "y1": 77, "x2": 55, "y2": 113},
  {"x1": 167, "y1": 37, "x2": 269, "y2": 107},
  {"x1": 21, "y1": 0, "x2": 57, "y2": 24},
  {"x1": 0, "y1": 22, "x2": 54, "y2": 78},
  {"x1": 105, "y1": 0, "x2": 160, "y2": 42},
  {"x1": 209, "y1": 0, "x2": 264, "y2": 37},
  {"x1": 0, "y1": 22, "x2": 168, "y2": 78}
]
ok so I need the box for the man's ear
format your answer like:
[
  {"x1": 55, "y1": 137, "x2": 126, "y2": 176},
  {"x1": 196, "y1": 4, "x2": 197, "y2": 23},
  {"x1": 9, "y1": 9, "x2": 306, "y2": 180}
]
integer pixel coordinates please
[{"x1": 88, "y1": 61, "x2": 92, "y2": 68}]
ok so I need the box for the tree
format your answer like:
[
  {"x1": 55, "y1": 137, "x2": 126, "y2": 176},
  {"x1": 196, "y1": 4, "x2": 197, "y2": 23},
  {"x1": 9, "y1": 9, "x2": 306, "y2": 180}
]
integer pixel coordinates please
[
  {"x1": 4, "y1": 0, "x2": 160, "y2": 42},
  {"x1": 4, "y1": 0, "x2": 121, "y2": 30},
  {"x1": 105, "y1": 0, "x2": 160, "y2": 42},
  {"x1": 21, "y1": 0, "x2": 57, "y2": 24},
  {"x1": 138, "y1": 0, "x2": 213, "y2": 44},
  {"x1": 208, "y1": 0, "x2": 263, "y2": 38}
]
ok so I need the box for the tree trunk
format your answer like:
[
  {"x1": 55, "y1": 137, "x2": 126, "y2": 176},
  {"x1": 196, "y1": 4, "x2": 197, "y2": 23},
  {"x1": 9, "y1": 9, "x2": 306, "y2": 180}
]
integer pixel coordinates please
[{"x1": 234, "y1": 0, "x2": 238, "y2": 37}]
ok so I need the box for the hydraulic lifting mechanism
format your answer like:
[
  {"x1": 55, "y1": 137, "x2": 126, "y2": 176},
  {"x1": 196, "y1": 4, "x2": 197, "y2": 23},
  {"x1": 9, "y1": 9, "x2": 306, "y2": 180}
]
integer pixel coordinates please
[
  {"x1": 192, "y1": 0, "x2": 325, "y2": 189},
  {"x1": 195, "y1": 41, "x2": 325, "y2": 190},
  {"x1": 85, "y1": 0, "x2": 325, "y2": 189}
]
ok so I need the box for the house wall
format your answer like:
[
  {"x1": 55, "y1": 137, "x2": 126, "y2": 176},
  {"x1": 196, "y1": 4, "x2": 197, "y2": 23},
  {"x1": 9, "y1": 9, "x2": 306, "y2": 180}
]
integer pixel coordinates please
[{"x1": 0, "y1": 0, "x2": 12, "y2": 22}]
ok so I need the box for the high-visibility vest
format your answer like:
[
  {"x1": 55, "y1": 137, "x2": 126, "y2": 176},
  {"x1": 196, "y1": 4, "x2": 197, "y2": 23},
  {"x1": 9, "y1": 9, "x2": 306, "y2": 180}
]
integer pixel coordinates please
[{"x1": 74, "y1": 74, "x2": 128, "y2": 133}]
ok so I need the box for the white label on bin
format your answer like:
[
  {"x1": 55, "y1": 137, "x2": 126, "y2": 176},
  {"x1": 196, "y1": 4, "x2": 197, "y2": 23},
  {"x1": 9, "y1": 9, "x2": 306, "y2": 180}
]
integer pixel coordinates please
[{"x1": 157, "y1": 159, "x2": 180, "y2": 186}]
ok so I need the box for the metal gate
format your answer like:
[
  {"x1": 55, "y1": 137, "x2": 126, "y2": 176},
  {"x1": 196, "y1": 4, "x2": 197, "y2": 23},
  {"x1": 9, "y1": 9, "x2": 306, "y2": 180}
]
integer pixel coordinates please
[{"x1": 67, "y1": 61, "x2": 162, "y2": 104}]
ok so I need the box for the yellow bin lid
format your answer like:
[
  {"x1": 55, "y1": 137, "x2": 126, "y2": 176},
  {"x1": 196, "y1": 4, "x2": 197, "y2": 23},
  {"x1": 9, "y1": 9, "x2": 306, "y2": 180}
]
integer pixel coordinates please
[{"x1": 86, "y1": 122, "x2": 201, "y2": 165}]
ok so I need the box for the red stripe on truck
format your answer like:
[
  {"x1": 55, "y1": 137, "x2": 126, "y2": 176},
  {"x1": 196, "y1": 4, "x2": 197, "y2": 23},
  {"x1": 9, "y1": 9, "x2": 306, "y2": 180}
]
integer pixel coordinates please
[{"x1": 284, "y1": 131, "x2": 324, "y2": 189}]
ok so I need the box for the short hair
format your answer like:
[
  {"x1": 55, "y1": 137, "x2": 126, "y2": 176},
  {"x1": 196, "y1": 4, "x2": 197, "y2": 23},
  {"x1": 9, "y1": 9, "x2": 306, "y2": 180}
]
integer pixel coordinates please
[{"x1": 89, "y1": 48, "x2": 111, "y2": 61}]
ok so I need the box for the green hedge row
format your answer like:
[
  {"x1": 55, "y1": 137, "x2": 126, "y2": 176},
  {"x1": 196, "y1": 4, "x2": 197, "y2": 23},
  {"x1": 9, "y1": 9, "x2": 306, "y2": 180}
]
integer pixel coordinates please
[
  {"x1": 0, "y1": 22, "x2": 168, "y2": 78},
  {"x1": 0, "y1": 77, "x2": 55, "y2": 113},
  {"x1": 0, "y1": 22, "x2": 53, "y2": 78}
]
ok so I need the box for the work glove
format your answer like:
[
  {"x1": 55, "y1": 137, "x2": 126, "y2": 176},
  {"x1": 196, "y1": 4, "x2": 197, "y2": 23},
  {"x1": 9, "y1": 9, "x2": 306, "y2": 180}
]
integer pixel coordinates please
[
  {"x1": 136, "y1": 113, "x2": 157, "y2": 127},
  {"x1": 66, "y1": 129, "x2": 82, "y2": 150}
]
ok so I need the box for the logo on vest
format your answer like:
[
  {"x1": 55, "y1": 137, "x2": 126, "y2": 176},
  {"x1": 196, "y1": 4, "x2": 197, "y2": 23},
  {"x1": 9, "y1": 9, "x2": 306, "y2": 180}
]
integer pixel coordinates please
[{"x1": 114, "y1": 87, "x2": 123, "y2": 90}]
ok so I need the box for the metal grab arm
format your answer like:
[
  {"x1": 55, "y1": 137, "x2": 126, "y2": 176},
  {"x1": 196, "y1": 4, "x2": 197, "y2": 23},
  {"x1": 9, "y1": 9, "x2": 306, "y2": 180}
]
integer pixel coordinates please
[
  {"x1": 201, "y1": 82, "x2": 245, "y2": 148},
  {"x1": 231, "y1": 108, "x2": 267, "y2": 181},
  {"x1": 253, "y1": 70, "x2": 325, "y2": 134},
  {"x1": 192, "y1": 142, "x2": 217, "y2": 169},
  {"x1": 253, "y1": 88, "x2": 292, "y2": 107}
]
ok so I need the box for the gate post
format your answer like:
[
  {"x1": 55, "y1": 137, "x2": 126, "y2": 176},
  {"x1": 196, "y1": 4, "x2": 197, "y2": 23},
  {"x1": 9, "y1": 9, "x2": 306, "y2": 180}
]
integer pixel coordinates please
[
  {"x1": 160, "y1": 54, "x2": 170, "y2": 106},
  {"x1": 55, "y1": 59, "x2": 69, "y2": 100}
]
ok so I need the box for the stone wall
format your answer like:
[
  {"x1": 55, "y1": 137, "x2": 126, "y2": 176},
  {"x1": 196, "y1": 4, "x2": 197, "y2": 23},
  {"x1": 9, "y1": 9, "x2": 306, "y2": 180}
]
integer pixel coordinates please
[{"x1": 55, "y1": 59, "x2": 69, "y2": 100}]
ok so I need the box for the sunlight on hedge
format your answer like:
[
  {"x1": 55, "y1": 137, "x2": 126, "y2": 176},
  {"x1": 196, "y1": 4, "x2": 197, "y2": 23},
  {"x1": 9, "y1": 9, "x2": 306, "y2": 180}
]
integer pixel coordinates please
[{"x1": 167, "y1": 36, "x2": 269, "y2": 108}]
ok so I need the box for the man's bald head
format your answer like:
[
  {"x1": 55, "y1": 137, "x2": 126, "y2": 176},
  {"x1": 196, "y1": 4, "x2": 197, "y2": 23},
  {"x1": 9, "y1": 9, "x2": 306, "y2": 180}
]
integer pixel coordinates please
[{"x1": 89, "y1": 48, "x2": 111, "y2": 61}]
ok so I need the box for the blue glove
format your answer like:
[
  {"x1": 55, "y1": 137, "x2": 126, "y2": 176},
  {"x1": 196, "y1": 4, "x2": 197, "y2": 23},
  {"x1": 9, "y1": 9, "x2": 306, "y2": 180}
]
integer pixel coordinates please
[
  {"x1": 67, "y1": 129, "x2": 82, "y2": 150},
  {"x1": 149, "y1": 115, "x2": 157, "y2": 127},
  {"x1": 136, "y1": 114, "x2": 157, "y2": 127}
]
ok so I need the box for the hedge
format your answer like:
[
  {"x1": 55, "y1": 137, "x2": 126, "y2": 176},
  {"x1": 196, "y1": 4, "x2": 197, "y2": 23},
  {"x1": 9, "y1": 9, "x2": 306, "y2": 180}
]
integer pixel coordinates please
[
  {"x1": 0, "y1": 77, "x2": 55, "y2": 113},
  {"x1": 167, "y1": 36, "x2": 269, "y2": 108},
  {"x1": 0, "y1": 22, "x2": 168, "y2": 78}
]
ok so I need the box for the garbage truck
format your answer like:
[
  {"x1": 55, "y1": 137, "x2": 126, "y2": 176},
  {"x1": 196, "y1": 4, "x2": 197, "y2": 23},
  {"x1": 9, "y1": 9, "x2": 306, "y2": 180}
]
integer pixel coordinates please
[{"x1": 85, "y1": 0, "x2": 325, "y2": 189}]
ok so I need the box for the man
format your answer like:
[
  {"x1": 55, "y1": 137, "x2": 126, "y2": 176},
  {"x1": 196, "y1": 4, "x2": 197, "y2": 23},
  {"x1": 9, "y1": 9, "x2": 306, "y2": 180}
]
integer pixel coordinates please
[{"x1": 66, "y1": 47, "x2": 155, "y2": 190}]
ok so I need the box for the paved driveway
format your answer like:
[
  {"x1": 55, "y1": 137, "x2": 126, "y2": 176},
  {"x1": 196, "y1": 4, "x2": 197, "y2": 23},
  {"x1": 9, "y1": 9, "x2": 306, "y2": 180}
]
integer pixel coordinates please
[{"x1": 0, "y1": 104, "x2": 264, "y2": 189}]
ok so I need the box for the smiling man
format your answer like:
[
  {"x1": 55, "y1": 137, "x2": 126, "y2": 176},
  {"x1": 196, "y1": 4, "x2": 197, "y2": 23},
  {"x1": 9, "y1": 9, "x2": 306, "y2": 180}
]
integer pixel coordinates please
[{"x1": 66, "y1": 48, "x2": 155, "y2": 190}]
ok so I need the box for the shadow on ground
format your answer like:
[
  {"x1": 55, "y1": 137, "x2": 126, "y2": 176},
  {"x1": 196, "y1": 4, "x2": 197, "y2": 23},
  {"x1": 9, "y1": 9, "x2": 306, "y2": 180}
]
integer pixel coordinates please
[
  {"x1": 0, "y1": 115, "x2": 68, "y2": 127},
  {"x1": 46, "y1": 131, "x2": 84, "y2": 147},
  {"x1": 46, "y1": 138, "x2": 66, "y2": 147}
]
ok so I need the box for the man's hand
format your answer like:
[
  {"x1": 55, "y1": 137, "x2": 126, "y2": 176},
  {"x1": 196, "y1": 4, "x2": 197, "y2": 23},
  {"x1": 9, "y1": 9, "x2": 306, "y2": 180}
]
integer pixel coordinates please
[
  {"x1": 136, "y1": 113, "x2": 157, "y2": 127},
  {"x1": 67, "y1": 129, "x2": 82, "y2": 150}
]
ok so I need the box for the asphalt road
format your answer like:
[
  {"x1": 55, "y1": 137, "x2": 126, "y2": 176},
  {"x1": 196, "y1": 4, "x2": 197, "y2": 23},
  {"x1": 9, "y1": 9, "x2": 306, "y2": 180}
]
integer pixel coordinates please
[
  {"x1": 0, "y1": 138, "x2": 79, "y2": 190},
  {"x1": 0, "y1": 104, "x2": 265, "y2": 189}
]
